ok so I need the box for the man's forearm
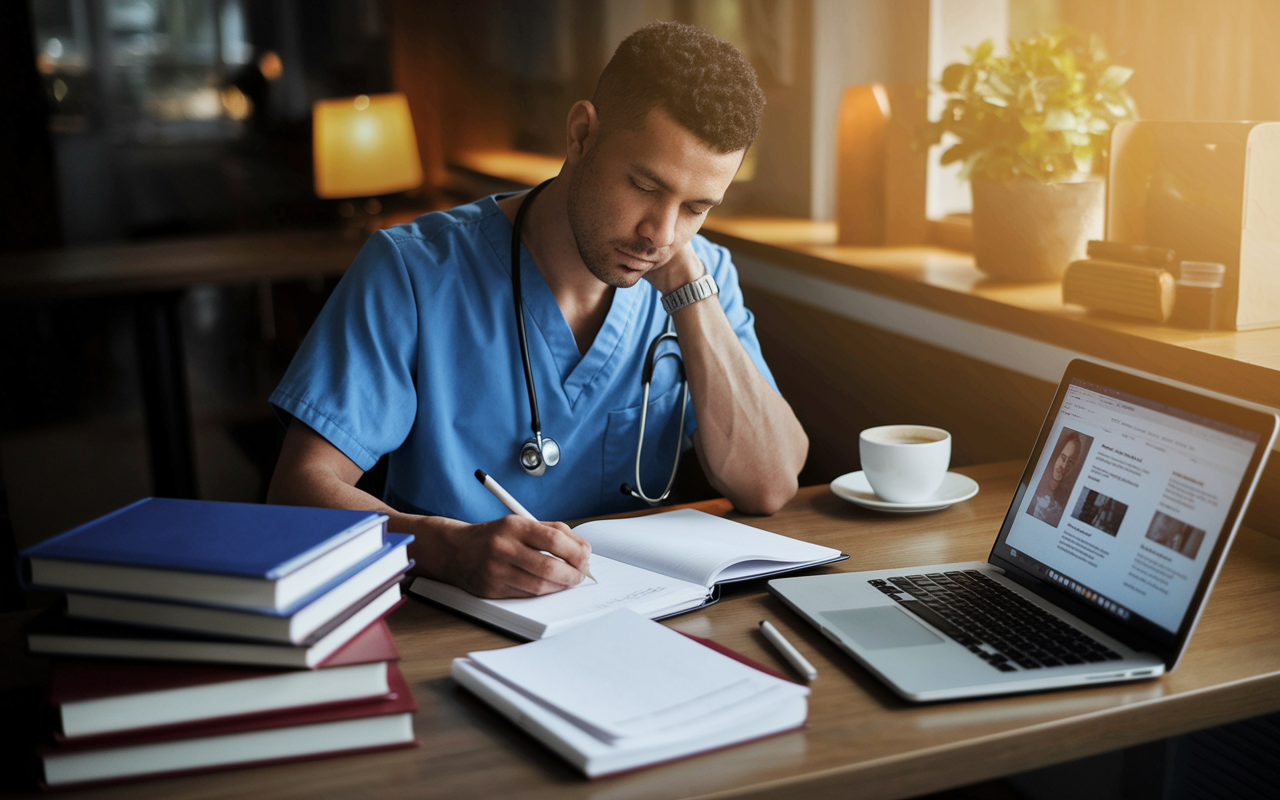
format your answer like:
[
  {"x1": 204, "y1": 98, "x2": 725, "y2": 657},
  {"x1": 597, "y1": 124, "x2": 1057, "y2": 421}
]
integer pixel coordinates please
[
  {"x1": 266, "y1": 451, "x2": 470, "y2": 582},
  {"x1": 670, "y1": 295, "x2": 808, "y2": 514}
]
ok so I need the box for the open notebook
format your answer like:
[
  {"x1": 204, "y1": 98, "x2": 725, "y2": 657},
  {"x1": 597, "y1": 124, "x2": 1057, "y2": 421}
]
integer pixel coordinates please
[{"x1": 409, "y1": 509, "x2": 845, "y2": 639}]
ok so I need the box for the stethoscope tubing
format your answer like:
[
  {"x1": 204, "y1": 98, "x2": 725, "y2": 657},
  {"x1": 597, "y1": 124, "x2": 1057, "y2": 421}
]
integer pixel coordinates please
[{"x1": 511, "y1": 179, "x2": 554, "y2": 440}]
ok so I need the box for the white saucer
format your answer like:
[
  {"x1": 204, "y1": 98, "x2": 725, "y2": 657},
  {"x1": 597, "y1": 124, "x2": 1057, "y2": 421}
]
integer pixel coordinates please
[{"x1": 830, "y1": 471, "x2": 979, "y2": 513}]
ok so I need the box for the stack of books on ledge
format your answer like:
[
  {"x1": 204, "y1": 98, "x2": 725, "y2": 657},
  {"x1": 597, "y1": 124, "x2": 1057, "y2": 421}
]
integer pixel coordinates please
[{"x1": 18, "y1": 498, "x2": 418, "y2": 790}]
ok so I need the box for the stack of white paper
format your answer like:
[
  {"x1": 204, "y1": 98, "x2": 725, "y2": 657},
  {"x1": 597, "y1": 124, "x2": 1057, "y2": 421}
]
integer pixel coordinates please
[{"x1": 451, "y1": 609, "x2": 809, "y2": 777}]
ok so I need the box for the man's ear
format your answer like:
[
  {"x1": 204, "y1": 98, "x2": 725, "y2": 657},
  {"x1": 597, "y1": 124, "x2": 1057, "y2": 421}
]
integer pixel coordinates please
[{"x1": 565, "y1": 100, "x2": 598, "y2": 164}]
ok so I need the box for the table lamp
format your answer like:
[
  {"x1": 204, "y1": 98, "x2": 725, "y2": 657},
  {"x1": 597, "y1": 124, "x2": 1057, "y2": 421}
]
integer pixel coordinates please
[{"x1": 313, "y1": 92, "x2": 422, "y2": 231}]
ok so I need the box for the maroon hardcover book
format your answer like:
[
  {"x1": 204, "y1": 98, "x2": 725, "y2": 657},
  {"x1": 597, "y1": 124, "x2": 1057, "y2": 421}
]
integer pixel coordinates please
[
  {"x1": 50, "y1": 618, "x2": 400, "y2": 704},
  {"x1": 39, "y1": 663, "x2": 419, "y2": 791},
  {"x1": 48, "y1": 620, "x2": 403, "y2": 742}
]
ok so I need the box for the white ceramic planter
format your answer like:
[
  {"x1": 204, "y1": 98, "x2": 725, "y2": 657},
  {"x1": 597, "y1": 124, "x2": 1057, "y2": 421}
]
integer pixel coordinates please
[{"x1": 970, "y1": 177, "x2": 1106, "y2": 282}]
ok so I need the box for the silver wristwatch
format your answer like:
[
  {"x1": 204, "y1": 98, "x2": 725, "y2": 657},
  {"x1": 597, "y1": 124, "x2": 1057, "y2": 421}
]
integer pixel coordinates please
[{"x1": 660, "y1": 273, "x2": 719, "y2": 315}]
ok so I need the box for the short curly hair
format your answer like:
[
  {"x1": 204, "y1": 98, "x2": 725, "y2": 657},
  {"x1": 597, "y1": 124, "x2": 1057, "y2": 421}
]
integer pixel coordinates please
[{"x1": 593, "y1": 21, "x2": 765, "y2": 153}]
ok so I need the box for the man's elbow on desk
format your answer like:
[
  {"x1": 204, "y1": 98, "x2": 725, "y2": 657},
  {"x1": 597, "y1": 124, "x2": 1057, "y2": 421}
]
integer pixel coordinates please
[
  {"x1": 700, "y1": 432, "x2": 808, "y2": 516},
  {"x1": 729, "y1": 474, "x2": 800, "y2": 516}
]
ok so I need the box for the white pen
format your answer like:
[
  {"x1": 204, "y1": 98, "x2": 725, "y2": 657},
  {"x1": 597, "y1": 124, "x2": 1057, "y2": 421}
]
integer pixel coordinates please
[
  {"x1": 759, "y1": 619, "x2": 818, "y2": 682},
  {"x1": 474, "y1": 469, "x2": 596, "y2": 583}
]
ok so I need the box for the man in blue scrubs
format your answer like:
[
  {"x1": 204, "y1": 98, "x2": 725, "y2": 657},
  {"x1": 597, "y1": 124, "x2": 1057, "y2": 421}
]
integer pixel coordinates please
[{"x1": 267, "y1": 22, "x2": 808, "y2": 598}]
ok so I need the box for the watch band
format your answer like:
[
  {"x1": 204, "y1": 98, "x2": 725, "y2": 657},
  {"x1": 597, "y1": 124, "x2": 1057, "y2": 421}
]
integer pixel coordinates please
[{"x1": 661, "y1": 273, "x2": 719, "y2": 315}]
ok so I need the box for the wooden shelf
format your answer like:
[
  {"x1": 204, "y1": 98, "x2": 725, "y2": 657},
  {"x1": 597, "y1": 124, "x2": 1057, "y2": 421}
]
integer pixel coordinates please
[
  {"x1": 701, "y1": 214, "x2": 1280, "y2": 411},
  {"x1": 0, "y1": 229, "x2": 366, "y2": 301}
]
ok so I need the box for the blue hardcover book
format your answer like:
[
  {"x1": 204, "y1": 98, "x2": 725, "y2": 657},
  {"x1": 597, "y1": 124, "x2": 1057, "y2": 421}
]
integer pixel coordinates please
[
  {"x1": 62, "y1": 534, "x2": 415, "y2": 643},
  {"x1": 21, "y1": 498, "x2": 389, "y2": 612}
]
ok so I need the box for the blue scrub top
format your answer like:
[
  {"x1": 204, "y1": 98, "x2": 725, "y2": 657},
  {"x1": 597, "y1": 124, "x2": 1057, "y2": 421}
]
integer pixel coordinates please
[{"x1": 270, "y1": 194, "x2": 779, "y2": 523}]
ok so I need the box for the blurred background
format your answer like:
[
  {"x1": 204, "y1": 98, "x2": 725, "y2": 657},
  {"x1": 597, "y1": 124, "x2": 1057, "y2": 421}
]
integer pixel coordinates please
[{"x1": 3, "y1": 0, "x2": 1280, "y2": 556}]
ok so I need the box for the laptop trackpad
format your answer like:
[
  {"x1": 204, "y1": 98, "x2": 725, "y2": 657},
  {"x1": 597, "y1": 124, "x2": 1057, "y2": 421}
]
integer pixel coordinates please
[{"x1": 822, "y1": 606, "x2": 944, "y2": 650}]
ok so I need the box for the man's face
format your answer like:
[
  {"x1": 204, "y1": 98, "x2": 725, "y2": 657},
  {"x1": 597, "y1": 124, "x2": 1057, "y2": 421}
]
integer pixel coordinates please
[
  {"x1": 566, "y1": 106, "x2": 744, "y2": 288},
  {"x1": 1052, "y1": 439, "x2": 1080, "y2": 482}
]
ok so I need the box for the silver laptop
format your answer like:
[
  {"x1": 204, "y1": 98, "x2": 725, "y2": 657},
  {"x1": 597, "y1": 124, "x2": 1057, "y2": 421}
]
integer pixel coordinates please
[{"x1": 770, "y1": 360, "x2": 1278, "y2": 702}]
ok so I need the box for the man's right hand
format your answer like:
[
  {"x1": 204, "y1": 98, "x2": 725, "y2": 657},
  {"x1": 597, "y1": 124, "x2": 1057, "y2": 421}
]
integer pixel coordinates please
[
  {"x1": 415, "y1": 515, "x2": 594, "y2": 599},
  {"x1": 268, "y1": 419, "x2": 593, "y2": 600}
]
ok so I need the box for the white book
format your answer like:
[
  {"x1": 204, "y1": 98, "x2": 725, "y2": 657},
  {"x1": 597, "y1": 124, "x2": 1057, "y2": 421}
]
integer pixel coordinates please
[
  {"x1": 410, "y1": 509, "x2": 844, "y2": 639},
  {"x1": 451, "y1": 609, "x2": 809, "y2": 777},
  {"x1": 29, "y1": 584, "x2": 403, "y2": 668}
]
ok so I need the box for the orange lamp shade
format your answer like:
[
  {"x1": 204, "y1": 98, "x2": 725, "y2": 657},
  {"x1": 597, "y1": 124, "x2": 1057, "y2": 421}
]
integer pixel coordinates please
[{"x1": 313, "y1": 93, "x2": 423, "y2": 199}]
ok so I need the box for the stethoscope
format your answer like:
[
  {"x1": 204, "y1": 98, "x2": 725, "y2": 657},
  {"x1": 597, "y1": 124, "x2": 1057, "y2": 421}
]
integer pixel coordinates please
[{"x1": 511, "y1": 179, "x2": 688, "y2": 505}]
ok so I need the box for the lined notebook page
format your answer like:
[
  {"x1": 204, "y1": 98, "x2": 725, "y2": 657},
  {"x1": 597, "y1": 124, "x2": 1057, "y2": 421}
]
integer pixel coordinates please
[{"x1": 574, "y1": 509, "x2": 841, "y2": 587}]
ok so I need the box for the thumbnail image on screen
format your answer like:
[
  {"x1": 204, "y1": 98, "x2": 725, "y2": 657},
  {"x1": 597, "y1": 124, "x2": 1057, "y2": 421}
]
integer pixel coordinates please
[
  {"x1": 1071, "y1": 489, "x2": 1129, "y2": 537},
  {"x1": 1144, "y1": 511, "x2": 1207, "y2": 560},
  {"x1": 1027, "y1": 427, "x2": 1094, "y2": 528}
]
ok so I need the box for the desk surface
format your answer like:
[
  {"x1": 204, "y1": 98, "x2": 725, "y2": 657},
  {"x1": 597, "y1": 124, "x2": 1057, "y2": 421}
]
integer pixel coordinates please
[{"x1": 41, "y1": 461, "x2": 1280, "y2": 800}]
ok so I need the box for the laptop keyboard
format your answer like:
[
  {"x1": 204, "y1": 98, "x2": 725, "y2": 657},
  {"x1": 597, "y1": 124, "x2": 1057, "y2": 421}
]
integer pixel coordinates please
[{"x1": 869, "y1": 571, "x2": 1123, "y2": 672}]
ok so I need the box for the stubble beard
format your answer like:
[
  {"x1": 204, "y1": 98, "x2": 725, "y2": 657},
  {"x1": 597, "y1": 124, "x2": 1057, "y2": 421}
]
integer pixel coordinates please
[{"x1": 566, "y1": 155, "x2": 654, "y2": 289}]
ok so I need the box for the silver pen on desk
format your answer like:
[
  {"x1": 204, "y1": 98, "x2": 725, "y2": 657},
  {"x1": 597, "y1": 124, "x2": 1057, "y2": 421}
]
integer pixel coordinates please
[
  {"x1": 474, "y1": 469, "x2": 596, "y2": 583},
  {"x1": 759, "y1": 619, "x2": 818, "y2": 682}
]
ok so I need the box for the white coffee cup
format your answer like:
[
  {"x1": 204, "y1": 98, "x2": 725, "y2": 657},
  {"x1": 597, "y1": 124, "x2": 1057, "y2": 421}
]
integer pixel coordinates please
[{"x1": 859, "y1": 425, "x2": 952, "y2": 503}]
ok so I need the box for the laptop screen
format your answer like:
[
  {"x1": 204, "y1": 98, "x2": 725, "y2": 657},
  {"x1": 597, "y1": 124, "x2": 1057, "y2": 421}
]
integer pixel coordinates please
[{"x1": 991, "y1": 366, "x2": 1269, "y2": 652}]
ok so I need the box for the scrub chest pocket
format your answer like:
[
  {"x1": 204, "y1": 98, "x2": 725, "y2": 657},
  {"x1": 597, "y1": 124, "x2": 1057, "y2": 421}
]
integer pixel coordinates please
[{"x1": 601, "y1": 380, "x2": 691, "y2": 507}]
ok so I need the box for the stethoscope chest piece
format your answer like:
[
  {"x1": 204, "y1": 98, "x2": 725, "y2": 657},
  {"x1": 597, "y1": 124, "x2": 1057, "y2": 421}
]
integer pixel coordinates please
[{"x1": 519, "y1": 433, "x2": 560, "y2": 477}]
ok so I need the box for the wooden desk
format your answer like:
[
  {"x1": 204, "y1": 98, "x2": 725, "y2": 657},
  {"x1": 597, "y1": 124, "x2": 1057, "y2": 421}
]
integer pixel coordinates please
[{"x1": 44, "y1": 461, "x2": 1280, "y2": 799}]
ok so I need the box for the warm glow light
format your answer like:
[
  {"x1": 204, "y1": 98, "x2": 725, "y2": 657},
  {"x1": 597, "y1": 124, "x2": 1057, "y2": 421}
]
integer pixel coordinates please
[
  {"x1": 221, "y1": 85, "x2": 252, "y2": 120},
  {"x1": 185, "y1": 87, "x2": 223, "y2": 120},
  {"x1": 312, "y1": 92, "x2": 423, "y2": 199},
  {"x1": 258, "y1": 51, "x2": 283, "y2": 81}
]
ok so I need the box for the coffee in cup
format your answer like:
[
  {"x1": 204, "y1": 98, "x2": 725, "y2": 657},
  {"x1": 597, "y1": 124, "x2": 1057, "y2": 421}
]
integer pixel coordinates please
[{"x1": 859, "y1": 425, "x2": 951, "y2": 503}]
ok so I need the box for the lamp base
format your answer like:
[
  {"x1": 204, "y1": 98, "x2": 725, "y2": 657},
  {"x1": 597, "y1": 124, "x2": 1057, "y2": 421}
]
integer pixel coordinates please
[{"x1": 336, "y1": 198, "x2": 384, "y2": 237}]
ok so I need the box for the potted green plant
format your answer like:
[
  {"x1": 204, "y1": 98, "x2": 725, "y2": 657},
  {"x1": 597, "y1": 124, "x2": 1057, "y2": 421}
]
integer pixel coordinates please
[{"x1": 926, "y1": 31, "x2": 1137, "y2": 281}]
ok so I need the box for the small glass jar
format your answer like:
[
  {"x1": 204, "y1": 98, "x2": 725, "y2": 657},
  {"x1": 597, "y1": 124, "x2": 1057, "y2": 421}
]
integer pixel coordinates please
[{"x1": 1171, "y1": 262, "x2": 1226, "y2": 330}]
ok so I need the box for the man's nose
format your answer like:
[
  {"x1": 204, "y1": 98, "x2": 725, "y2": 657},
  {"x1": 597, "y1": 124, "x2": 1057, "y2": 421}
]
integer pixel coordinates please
[{"x1": 637, "y1": 202, "x2": 678, "y2": 250}]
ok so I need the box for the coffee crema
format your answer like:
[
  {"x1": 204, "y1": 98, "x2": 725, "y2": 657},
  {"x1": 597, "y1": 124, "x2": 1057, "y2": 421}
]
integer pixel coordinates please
[{"x1": 874, "y1": 433, "x2": 947, "y2": 444}]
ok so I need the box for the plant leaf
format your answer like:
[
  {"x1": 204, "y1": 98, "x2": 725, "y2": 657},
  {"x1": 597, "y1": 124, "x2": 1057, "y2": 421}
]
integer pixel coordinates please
[
  {"x1": 1042, "y1": 108, "x2": 1075, "y2": 131},
  {"x1": 1099, "y1": 64, "x2": 1134, "y2": 89}
]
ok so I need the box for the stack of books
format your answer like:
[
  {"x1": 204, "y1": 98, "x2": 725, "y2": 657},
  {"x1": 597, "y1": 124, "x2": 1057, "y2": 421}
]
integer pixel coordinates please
[{"x1": 18, "y1": 497, "x2": 419, "y2": 790}]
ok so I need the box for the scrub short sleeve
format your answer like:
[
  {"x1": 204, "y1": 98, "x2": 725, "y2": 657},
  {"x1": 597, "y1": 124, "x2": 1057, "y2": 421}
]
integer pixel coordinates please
[{"x1": 269, "y1": 231, "x2": 419, "y2": 471}]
